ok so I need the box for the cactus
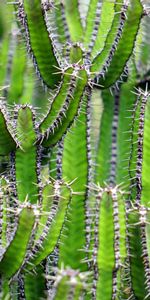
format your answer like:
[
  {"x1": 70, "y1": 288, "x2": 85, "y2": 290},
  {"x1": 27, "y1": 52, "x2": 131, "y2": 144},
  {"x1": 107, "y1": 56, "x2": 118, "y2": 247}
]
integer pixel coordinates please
[{"x1": 0, "y1": 0, "x2": 150, "y2": 299}]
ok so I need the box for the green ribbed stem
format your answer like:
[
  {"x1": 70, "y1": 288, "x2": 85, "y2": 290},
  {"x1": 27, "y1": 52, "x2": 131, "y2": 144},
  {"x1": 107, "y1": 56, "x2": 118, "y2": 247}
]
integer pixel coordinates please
[
  {"x1": 19, "y1": 0, "x2": 61, "y2": 89},
  {"x1": 0, "y1": 207, "x2": 35, "y2": 278},
  {"x1": 15, "y1": 106, "x2": 39, "y2": 204}
]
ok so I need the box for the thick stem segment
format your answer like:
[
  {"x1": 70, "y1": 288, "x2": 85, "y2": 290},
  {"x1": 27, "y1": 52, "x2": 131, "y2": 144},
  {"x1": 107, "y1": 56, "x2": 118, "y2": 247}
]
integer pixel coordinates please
[
  {"x1": 0, "y1": 207, "x2": 35, "y2": 278},
  {"x1": 58, "y1": 94, "x2": 90, "y2": 272},
  {"x1": 15, "y1": 106, "x2": 39, "y2": 204},
  {"x1": 40, "y1": 67, "x2": 88, "y2": 147},
  {"x1": 92, "y1": 0, "x2": 143, "y2": 88},
  {"x1": 92, "y1": 186, "x2": 127, "y2": 299},
  {"x1": 84, "y1": 0, "x2": 115, "y2": 58},
  {"x1": 16, "y1": 0, "x2": 61, "y2": 89}
]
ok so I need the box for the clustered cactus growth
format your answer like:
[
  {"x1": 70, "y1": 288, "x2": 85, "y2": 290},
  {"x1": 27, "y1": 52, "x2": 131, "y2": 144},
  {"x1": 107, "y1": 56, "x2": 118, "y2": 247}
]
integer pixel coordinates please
[{"x1": 0, "y1": 0, "x2": 150, "y2": 299}]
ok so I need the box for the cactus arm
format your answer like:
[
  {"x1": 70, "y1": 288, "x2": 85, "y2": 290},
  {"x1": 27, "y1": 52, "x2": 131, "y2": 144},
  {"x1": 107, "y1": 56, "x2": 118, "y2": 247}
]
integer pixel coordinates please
[
  {"x1": 15, "y1": 106, "x2": 39, "y2": 204},
  {"x1": 116, "y1": 192, "x2": 127, "y2": 298},
  {"x1": 59, "y1": 189, "x2": 87, "y2": 271},
  {"x1": 39, "y1": 46, "x2": 84, "y2": 138},
  {"x1": 118, "y1": 194, "x2": 127, "y2": 261},
  {"x1": 16, "y1": 0, "x2": 61, "y2": 89},
  {"x1": 25, "y1": 182, "x2": 71, "y2": 269},
  {"x1": 24, "y1": 264, "x2": 46, "y2": 300},
  {"x1": 58, "y1": 97, "x2": 89, "y2": 271},
  {"x1": 0, "y1": 107, "x2": 17, "y2": 155},
  {"x1": 39, "y1": 67, "x2": 74, "y2": 134},
  {"x1": 84, "y1": 0, "x2": 115, "y2": 57},
  {"x1": 90, "y1": 0, "x2": 115, "y2": 58},
  {"x1": 92, "y1": 0, "x2": 143, "y2": 88},
  {"x1": 39, "y1": 41, "x2": 85, "y2": 142},
  {"x1": 90, "y1": 0, "x2": 114, "y2": 58},
  {"x1": 95, "y1": 89, "x2": 114, "y2": 186},
  {"x1": 95, "y1": 190, "x2": 115, "y2": 298},
  {"x1": 128, "y1": 210, "x2": 146, "y2": 299},
  {"x1": 63, "y1": 0, "x2": 83, "y2": 42},
  {"x1": 90, "y1": 0, "x2": 124, "y2": 74},
  {"x1": 93, "y1": 188, "x2": 127, "y2": 298},
  {"x1": 0, "y1": 207, "x2": 35, "y2": 278},
  {"x1": 41, "y1": 68, "x2": 88, "y2": 147}
]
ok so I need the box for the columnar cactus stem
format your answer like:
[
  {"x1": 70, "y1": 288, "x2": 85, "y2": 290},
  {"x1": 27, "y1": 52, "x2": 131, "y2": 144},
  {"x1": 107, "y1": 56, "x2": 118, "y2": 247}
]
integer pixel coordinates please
[
  {"x1": 91, "y1": 185, "x2": 127, "y2": 299},
  {"x1": 1, "y1": 0, "x2": 150, "y2": 299},
  {"x1": 16, "y1": 0, "x2": 61, "y2": 89}
]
